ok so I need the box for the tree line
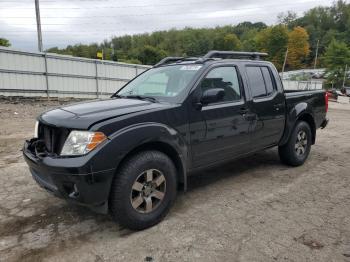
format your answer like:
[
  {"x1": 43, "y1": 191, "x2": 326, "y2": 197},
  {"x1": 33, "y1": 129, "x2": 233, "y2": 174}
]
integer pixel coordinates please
[{"x1": 1, "y1": 0, "x2": 349, "y2": 88}]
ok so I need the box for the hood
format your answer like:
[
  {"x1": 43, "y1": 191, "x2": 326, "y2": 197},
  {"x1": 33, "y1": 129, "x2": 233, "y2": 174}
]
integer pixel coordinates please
[{"x1": 39, "y1": 98, "x2": 168, "y2": 130}]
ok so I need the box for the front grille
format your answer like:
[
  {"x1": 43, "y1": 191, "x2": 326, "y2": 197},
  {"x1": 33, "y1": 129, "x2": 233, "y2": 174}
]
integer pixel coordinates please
[{"x1": 38, "y1": 123, "x2": 69, "y2": 155}]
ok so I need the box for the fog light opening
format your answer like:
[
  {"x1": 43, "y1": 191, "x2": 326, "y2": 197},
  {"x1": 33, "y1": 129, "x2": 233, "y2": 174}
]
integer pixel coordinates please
[{"x1": 68, "y1": 184, "x2": 80, "y2": 199}]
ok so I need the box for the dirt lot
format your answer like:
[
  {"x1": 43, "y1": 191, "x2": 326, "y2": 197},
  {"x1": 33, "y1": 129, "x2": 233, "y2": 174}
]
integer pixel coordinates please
[{"x1": 0, "y1": 98, "x2": 349, "y2": 262}]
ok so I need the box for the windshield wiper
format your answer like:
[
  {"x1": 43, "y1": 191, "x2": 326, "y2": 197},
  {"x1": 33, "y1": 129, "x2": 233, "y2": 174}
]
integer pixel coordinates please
[
  {"x1": 112, "y1": 94, "x2": 124, "y2": 98},
  {"x1": 124, "y1": 95, "x2": 158, "y2": 103}
]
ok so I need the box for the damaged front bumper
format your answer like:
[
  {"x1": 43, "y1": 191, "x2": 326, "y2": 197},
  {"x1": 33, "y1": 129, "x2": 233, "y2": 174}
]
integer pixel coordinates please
[{"x1": 23, "y1": 139, "x2": 115, "y2": 214}]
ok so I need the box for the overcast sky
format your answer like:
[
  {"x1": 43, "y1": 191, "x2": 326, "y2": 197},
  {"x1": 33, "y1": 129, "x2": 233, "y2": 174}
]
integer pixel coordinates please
[{"x1": 0, "y1": 0, "x2": 334, "y2": 52}]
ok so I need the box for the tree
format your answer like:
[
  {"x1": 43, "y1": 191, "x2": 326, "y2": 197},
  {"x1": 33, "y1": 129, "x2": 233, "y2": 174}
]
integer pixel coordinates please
[
  {"x1": 277, "y1": 11, "x2": 297, "y2": 26},
  {"x1": 240, "y1": 29, "x2": 259, "y2": 51},
  {"x1": 323, "y1": 39, "x2": 350, "y2": 88},
  {"x1": 0, "y1": 38, "x2": 11, "y2": 47},
  {"x1": 41, "y1": 1, "x2": 350, "y2": 69},
  {"x1": 233, "y1": 22, "x2": 267, "y2": 37},
  {"x1": 137, "y1": 45, "x2": 168, "y2": 65},
  {"x1": 256, "y1": 25, "x2": 289, "y2": 70},
  {"x1": 222, "y1": 33, "x2": 242, "y2": 51},
  {"x1": 287, "y1": 27, "x2": 310, "y2": 69}
]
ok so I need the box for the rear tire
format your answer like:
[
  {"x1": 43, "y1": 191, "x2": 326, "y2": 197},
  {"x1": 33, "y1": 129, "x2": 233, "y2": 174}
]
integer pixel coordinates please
[
  {"x1": 278, "y1": 121, "x2": 312, "y2": 166},
  {"x1": 109, "y1": 150, "x2": 177, "y2": 230}
]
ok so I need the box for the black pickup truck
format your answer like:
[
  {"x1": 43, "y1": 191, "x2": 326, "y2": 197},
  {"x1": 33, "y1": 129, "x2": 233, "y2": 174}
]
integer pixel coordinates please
[{"x1": 23, "y1": 51, "x2": 329, "y2": 230}]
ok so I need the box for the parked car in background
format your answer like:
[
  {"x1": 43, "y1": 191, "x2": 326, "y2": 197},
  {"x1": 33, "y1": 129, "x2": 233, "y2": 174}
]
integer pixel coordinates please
[
  {"x1": 343, "y1": 87, "x2": 350, "y2": 97},
  {"x1": 23, "y1": 51, "x2": 329, "y2": 230},
  {"x1": 327, "y1": 89, "x2": 339, "y2": 100}
]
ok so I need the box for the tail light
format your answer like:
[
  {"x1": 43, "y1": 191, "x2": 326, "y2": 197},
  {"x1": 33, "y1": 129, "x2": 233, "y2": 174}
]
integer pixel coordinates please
[{"x1": 325, "y1": 92, "x2": 329, "y2": 113}]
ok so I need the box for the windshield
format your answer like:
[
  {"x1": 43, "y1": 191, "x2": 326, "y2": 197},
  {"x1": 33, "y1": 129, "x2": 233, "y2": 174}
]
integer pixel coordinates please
[{"x1": 117, "y1": 64, "x2": 202, "y2": 102}]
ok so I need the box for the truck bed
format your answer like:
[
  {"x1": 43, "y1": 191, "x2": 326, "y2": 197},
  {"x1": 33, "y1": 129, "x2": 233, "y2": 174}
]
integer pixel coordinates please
[{"x1": 284, "y1": 89, "x2": 326, "y2": 131}]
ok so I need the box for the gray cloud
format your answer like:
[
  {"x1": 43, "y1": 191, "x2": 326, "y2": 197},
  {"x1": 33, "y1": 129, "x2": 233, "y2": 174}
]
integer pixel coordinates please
[{"x1": 0, "y1": 0, "x2": 334, "y2": 51}]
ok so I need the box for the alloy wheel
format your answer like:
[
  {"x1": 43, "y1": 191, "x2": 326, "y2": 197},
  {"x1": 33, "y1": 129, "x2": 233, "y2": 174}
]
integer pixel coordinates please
[
  {"x1": 130, "y1": 169, "x2": 166, "y2": 213},
  {"x1": 295, "y1": 130, "x2": 308, "y2": 156}
]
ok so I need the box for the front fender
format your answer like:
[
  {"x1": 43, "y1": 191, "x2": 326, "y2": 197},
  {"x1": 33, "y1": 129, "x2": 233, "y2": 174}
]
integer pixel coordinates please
[
  {"x1": 109, "y1": 122, "x2": 188, "y2": 161},
  {"x1": 89, "y1": 122, "x2": 188, "y2": 189}
]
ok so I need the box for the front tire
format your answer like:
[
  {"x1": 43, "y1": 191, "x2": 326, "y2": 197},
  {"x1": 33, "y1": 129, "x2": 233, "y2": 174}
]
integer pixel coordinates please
[
  {"x1": 109, "y1": 150, "x2": 177, "y2": 230},
  {"x1": 278, "y1": 121, "x2": 312, "y2": 166}
]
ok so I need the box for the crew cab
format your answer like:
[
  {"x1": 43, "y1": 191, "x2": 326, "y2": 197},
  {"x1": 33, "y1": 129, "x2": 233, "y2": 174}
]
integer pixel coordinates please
[{"x1": 23, "y1": 51, "x2": 329, "y2": 230}]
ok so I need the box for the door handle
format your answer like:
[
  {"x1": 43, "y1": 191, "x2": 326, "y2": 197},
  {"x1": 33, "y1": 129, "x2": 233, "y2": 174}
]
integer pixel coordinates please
[
  {"x1": 273, "y1": 103, "x2": 284, "y2": 108},
  {"x1": 239, "y1": 108, "x2": 249, "y2": 115},
  {"x1": 240, "y1": 107, "x2": 256, "y2": 120},
  {"x1": 273, "y1": 103, "x2": 283, "y2": 111}
]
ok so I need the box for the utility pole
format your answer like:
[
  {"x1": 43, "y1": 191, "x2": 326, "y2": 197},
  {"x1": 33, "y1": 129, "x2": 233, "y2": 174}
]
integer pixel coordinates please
[
  {"x1": 281, "y1": 48, "x2": 288, "y2": 79},
  {"x1": 314, "y1": 39, "x2": 319, "y2": 70},
  {"x1": 342, "y1": 64, "x2": 348, "y2": 88},
  {"x1": 35, "y1": 0, "x2": 43, "y2": 52}
]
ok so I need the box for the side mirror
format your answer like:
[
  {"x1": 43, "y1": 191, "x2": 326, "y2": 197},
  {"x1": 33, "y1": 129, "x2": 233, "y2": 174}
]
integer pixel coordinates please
[{"x1": 201, "y1": 88, "x2": 225, "y2": 105}]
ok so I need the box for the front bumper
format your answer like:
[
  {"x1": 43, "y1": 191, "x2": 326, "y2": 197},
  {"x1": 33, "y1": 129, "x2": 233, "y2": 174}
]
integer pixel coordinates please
[{"x1": 23, "y1": 140, "x2": 115, "y2": 213}]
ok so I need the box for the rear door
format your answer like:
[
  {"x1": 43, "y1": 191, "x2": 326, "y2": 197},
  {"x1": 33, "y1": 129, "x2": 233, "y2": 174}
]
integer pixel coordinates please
[
  {"x1": 189, "y1": 65, "x2": 252, "y2": 167},
  {"x1": 245, "y1": 65, "x2": 285, "y2": 149}
]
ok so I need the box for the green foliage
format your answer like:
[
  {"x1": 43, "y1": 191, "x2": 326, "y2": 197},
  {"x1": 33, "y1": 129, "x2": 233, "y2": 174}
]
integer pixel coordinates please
[
  {"x1": 222, "y1": 34, "x2": 242, "y2": 51},
  {"x1": 0, "y1": 38, "x2": 11, "y2": 47},
  {"x1": 323, "y1": 39, "x2": 350, "y2": 88},
  {"x1": 46, "y1": 24, "x2": 266, "y2": 65},
  {"x1": 137, "y1": 45, "x2": 168, "y2": 65},
  {"x1": 255, "y1": 25, "x2": 289, "y2": 70},
  {"x1": 46, "y1": 0, "x2": 350, "y2": 73},
  {"x1": 288, "y1": 0, "x2": 350, "y2": 65}
]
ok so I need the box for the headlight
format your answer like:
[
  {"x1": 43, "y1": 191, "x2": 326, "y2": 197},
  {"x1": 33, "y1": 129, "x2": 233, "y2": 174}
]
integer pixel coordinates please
[
  {"x1": 60, "y1": 131, "x2": 107, "y2": 156},
  {"x1": 34, "y1": 121, "x2": 39, "y2": 138}
]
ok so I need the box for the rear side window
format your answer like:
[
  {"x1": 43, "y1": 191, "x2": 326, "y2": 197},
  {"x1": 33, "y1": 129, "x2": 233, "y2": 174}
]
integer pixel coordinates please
[
  {"x1": 261, "y1": 67, "x2": 274, "y2": 95},
  {"x1": 246, "y1": 67, "x2": 266, "y2": 98},
  {"x1": 246, "y1": 66, "x2": 275, "y2": 98}
]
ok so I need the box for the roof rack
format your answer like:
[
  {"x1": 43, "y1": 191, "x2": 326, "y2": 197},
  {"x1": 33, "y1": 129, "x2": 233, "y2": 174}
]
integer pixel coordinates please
[
  {"x1": 154, "y1": 57, "x2": 184, "y2": 67},
  {"x1": 203, "y1": 50, "x2": 268, "y2": 60},
  {"x1": 154, "y1": 57, "x2": 201, "y2": 67},
  {"x1": 154, "y1": 50, "x2": 268, "y2": 67}
]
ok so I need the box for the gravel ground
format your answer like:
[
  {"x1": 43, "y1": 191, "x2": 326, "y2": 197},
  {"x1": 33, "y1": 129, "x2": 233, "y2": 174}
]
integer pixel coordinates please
[{"x1": 0, "y1": 99, "x2": 349, "y2": 262}]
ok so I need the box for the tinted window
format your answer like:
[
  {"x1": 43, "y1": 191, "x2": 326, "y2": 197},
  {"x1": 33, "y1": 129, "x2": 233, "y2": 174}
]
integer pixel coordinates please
[
  {"x1": 261, "y1": 67, "x2": 274, "y2": 95},
  {"x1": 118, "y1": 65, "x2": 201, "y2": 101},
  {"x1": 246, "y1": 67, "x2": 266, "y2": 98},
  {"x1": 200, "y1": 67, "x2": 241, "y2": 103},
  {"x1": 246, "y1": 66, "x2": 276, "y2": 98}
]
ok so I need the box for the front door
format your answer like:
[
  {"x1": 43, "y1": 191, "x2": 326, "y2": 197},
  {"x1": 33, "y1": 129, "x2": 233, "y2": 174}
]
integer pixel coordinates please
[{"x1": 189, "y1": 66, "x2": 251, "y2": 168}]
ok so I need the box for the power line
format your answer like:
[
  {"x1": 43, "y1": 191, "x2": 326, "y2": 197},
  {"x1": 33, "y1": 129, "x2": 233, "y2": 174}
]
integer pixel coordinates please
[
  {"x1": 5, "y1": 16, "x2": 261, "y2": 26},
  {"x1": 0, "y1": 0, "x2": 232, "y2": 9},
  {"x1": 0, "y1": 0, "x2": 327, "y2": 18},
  {"x1": 0, "y1": 0, "x2": 324, "y2": 9},
  {"x1": 1, "y1": 0, "x2": 336, "y2": 48},
  {"x1": 0, "y1": 7, "x2": 285, "y2": 31},
  {"x1": 2, "y1": 0, "x2": 144, "y2": 1}
]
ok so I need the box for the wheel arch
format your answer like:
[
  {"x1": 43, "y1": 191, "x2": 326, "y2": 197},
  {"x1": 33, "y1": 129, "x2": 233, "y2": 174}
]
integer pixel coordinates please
[
  {"x1": 297, "y1": 113, "x2": 316, "y2": 144},
  {"x1": 113, "y1": 141, "x2": 187, "y2": 192},
  {"x1": 279, "y1": 101, "x2": 316, "y2": 146}
]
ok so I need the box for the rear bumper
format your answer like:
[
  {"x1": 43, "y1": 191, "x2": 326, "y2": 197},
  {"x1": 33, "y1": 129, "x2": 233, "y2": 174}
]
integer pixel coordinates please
[
  {"x1": 321, "y1": 118, "x2": 329, "y2": 129},
  {"x1": 23, "y1": 140, "x2": 115, "y2": 213}
]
